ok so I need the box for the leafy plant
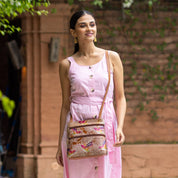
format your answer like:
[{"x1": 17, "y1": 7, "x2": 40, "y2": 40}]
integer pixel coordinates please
[
  {"x1": 0, "y1": 90, "x2": 15, "y2": 118},
  {"x1": 0, "y1": 0, "x2": 50, "y2": 35}
]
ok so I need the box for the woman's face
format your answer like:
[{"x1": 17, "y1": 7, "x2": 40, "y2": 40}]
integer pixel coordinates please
[{"x1": 71, "y1": 14, "x2": 97, "y2": 43}]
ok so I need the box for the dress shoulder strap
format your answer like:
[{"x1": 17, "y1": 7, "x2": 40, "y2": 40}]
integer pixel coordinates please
[
  {"x1": 67, "y1": 56, "x2": 77, "y2": 73},
  {"x1": 67, "y1": 56, "x2": 74, "y2": 63}
]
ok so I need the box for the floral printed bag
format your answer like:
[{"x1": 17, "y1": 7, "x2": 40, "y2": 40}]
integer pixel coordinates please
[{"x1": 67, "y1": 51, "x2": 110, "y2": 159}]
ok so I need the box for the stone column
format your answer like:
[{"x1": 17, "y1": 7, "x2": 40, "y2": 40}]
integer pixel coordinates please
[{"x1": 17, "y1": 4, "x2": 75, "y2": 178}]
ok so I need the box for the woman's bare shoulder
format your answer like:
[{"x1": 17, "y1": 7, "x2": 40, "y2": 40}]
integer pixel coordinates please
[
  {"x1": 109, "y1": 50, "x2": 121, "y2": 60},
  {"x1": 108, "y1": 50, "x2": 123, "y2": 69},
  {"x1": 59, "y1": 58, "x2": 70, "y2": 73},
  {"x1": 59, "y1": 58, "x2": 70, "y2": 67}
]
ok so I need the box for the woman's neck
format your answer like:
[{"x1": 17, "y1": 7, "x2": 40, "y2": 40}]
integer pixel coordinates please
[{"x1": 78, "y1": 41, "x2": 96, "y2": 57}]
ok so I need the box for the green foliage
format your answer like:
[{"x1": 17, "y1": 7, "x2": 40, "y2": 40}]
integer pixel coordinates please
[
  {"x1": 0, "y1": 0, "x2": 50, "y2": 35},
  {"x1": 148, "y1": 0, "x2": 159, "y2": 8},
  {"x1": 98, "y1": 4, "x2": 177, "y2": 122},
  {"x1": 67, "y1": 0, "x2": 109, "y2": 8},
  {"x1": 131, "y1": 117, "x2": 137, "y2": 123},
  {"x1": 91, "y1": 0, "x2": 104, "y2": 7},
  {"x1": 150, "y1": 109, "x2": 159, "y2": 121},
  {"x1": 123, "y1": 0, "x2": 134, "y2": 9},
  {"x1": 126, "y1": 15, "x2": 177, "y2": 121},
  {"x1": 157, "y1": 42, "x2": 167, "y2": 52},
  {"x1": 68, "y1": 0, "x2": 74, "y2": 6},
  {"x1": 0, "y1": 90, "x2": 15, "y2": 118}
]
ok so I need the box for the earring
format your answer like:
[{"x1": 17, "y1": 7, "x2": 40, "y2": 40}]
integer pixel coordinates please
[
  {"x1": 74, "y1": 38, "x2": 78, "y2": 44},
  {"x1": 94, "y1": 37, "x2": 97, "y2": 42}
]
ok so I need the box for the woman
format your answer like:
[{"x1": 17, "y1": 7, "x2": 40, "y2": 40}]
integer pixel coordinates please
[{"x1": 56, "y1": 10, "x2": 126, "y2": 178}]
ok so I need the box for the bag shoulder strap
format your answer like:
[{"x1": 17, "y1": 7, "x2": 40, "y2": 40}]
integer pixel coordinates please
[{"x1": 98, "y1": 50, "x2": 111, "y2": 119}]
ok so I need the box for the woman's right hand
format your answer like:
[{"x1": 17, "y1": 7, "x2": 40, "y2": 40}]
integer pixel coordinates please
[{"x1": 56, "y1": 148, "x2": 64, "y2": 167}]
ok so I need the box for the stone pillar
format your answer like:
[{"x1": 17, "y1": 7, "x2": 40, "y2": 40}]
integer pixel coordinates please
[{"x1": 17, "y1": 4, "x2": 75, "y2": 178}]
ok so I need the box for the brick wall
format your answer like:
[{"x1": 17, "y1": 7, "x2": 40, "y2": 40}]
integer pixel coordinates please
[{"x1": 95, "y1": 9, "x2": 178, "y2": 143}]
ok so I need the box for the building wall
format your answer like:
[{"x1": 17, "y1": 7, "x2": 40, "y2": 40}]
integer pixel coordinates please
[
  {"x1": 17, "y1": 3, "x2": 178, "y2": 178},
  {"x1": 95, "y1": 9, "x2": 178, "y2": 143},
  {"x1": 17, "y1": 4, "x2": 74, "y2": 178}
]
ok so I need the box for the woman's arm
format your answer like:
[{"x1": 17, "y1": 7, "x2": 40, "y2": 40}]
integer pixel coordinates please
[
  {"x1": 110, "y1": 51, "x2": 127, "y2": 147},
  {"x1": 56, "y1": 59, "x2": 70, "y2": 166}
]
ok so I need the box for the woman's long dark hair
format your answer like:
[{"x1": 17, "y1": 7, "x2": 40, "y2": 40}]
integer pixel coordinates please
[{"x1": 70, "y1": 10, "x2": 94, "y2": 54}]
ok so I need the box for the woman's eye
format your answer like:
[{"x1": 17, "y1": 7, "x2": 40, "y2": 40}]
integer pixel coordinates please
[
  {"x1": 90, "y1": 23, "x2": 95, "y2": 27},
  {"x1": 79, "y1": 22, "x2": 95, "y2": 28},
  {"x1": 80, "y1": 24, "x2": 86, "y2": 28}
]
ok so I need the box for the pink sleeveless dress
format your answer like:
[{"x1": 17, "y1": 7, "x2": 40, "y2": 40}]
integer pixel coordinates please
[{"x1": 61, "y1": 52, "x2": 122, "y2": 178}]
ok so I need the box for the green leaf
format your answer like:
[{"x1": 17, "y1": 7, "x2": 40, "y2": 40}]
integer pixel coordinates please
[
  {"x1": 150, "y1": 109, "x2": 159, "y2": 121},
  {"x1": 2, "y1": 96, "x2": 10, "y2": 110},
  {"x1": 131, "y1": 117, "x2": 136, "y2": 123},
  {"x1": 44, "y1": 2, "x2": 49, "y2": 7},
  {"x1": 10, "y1": 100, "x2": 15, "y2": 110},
  {"x1": 148, "y1": 0, "x2": 153, "y2": 8},
  {"x1": 0, "y1": 90, "x2": 2, "y2": 99},
  {"x1": 68, "y1": 0, "x2": 74, "y2": 5},
  {"x1": 36, "y1": 11, "x2": 42, "y2": 16},
  {"x1": 0, "y1": 31, "x2": 5, "y2": 35},
  {"x1": 138, "y1": 103, "x2": 144, "y2": 111},
  {"x1": 160, "y1": 95, "x2": 165, "y2": 101},
  {"x1": 7, "y1": 109, "x2": 13, "y2": 118},
  {"x1": 91, "y1": 0, "x2": 103, "y2": 8},
  {"x1": 133, "y1": 81, "x2": 138, "y2": 86},
  {"x1": 1, "y1": 94, "x2": 15, "y2": 117},
  {"x1": 51, "y1": 8, "x2": 57, "y2": 14}
]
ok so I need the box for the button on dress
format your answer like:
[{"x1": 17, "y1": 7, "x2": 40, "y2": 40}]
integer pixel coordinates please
[{"x1": 61, "y1": 52, "x2": 122, "y2": 178}]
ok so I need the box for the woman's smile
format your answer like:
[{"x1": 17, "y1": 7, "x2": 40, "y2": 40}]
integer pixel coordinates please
[{"x1": 85, "y1": 32, "x2": 94, "y2": 37}]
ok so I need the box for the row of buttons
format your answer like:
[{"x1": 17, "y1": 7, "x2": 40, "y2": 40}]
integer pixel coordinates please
[
  {"x1": 90, "y1": 62, "x2": 97, "y2": 119},
  {"x1": 89, "y1": 66, "x2": 95, "y2": 93}
]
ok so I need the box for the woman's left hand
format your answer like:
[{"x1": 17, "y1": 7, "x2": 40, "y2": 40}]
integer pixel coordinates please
[{"x1": 114, "y1": 128, "x2": 125, "y2": 147}]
